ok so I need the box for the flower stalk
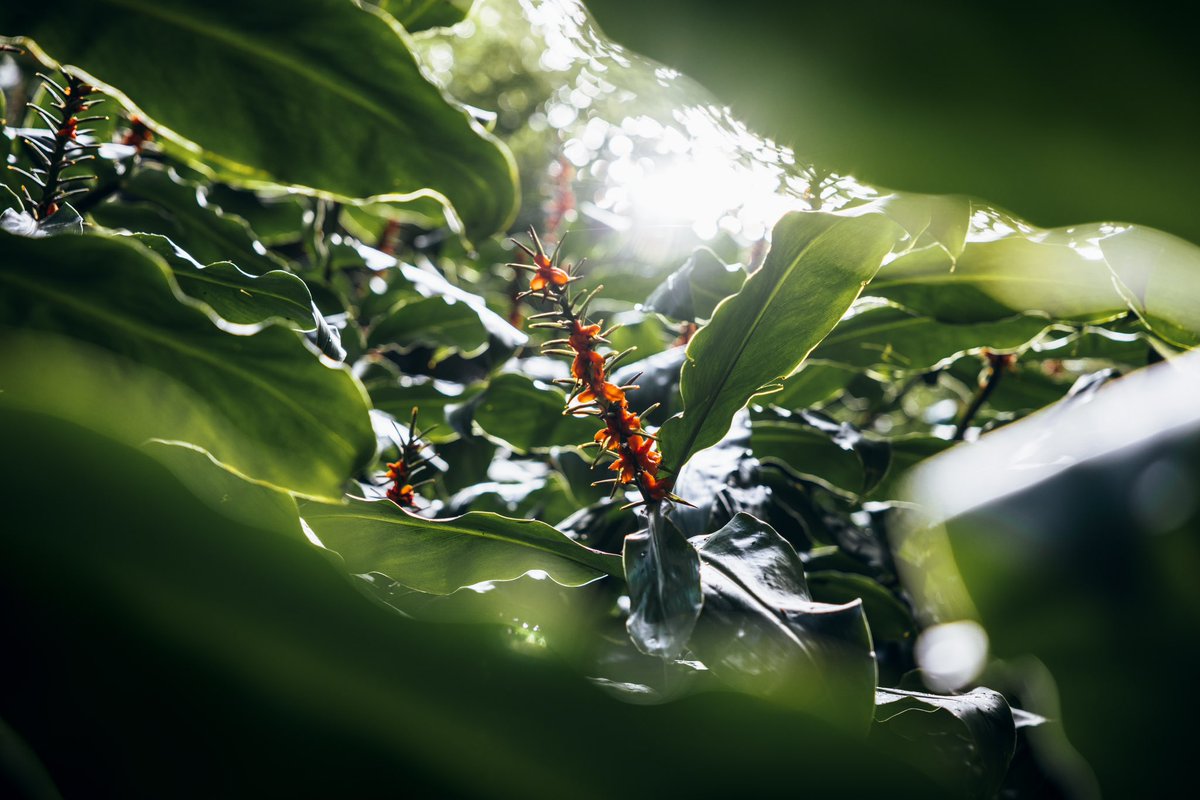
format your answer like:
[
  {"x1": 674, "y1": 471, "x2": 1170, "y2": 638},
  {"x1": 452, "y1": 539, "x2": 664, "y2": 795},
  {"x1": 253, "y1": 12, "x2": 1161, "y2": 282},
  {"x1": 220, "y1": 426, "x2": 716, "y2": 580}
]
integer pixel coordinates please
[{"x1": 510, "y1": 229, "x2": 684, "y2": 510}]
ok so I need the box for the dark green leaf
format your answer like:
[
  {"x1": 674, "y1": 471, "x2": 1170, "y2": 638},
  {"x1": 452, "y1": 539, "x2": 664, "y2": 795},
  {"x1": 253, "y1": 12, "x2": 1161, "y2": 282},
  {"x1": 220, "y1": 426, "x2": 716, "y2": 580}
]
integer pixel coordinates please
[
  {"x1": 771, "y1": 361, "x2": 858, "y2": 409},
  {"x1": 871, "y1": 222, "x2": 1200, "y2": 348},
  {"x1": 811, "y1": 303, "x2": 1053, "y2": 372},
  {"x1": 368, "y1": 295, "x2": 489, "y2": 356},
  {"x1": 132, "y1": 233, "x2": 315, "y2": 328},
  {"x1": 0, "y1": 229, "x2": 374, "y2": 499},
  {"x1": 472, "y1": 373, "x2": 598, "y2": 454},
  {"x1": 873, "y1": 687, "x2": 1016, "y2": 799},
  {"x1": 623, "y1": 512, "x2": 703, "y2": 659},
  {"x1": 689, "y1": 513, "x2": 877, "y2": 731},
  {"x1": 643, "y1": 247, "x2": 745, "y2": 323},
  {"x1": 91, "y1": 165, "x2": 288, "y2": 276},
  {"x1": 301, "y1": 497, "x2": 622, "y2": 594},
  {"x1": 659, "y1": 211, "x2": 902, "y2": 471},
  {"x1": 3, "y1": 0, "x2": 518, "y2": 238},
  {"x1": 751, "y1": 410, "x2": 890, "y2": 495},
  {"x1": 807, "y1": 571, "x2": 915, "y2": 645}
]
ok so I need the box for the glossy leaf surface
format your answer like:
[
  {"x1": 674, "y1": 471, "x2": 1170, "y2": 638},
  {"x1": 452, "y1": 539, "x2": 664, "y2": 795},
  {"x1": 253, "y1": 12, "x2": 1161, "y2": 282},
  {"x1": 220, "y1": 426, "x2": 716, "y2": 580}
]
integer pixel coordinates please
[
  {"x1": 301, "y1": 497, "x2": 622, "y2": 594},
  {"x1": 0, "y1": 230, "x2": 374, "y2": 499},
  {"x1": 1, "y1": 0, "x2": 518, "y2": 238},
  {"x1": 659, "y1": 210, "x2": 901, "y2": 471}
]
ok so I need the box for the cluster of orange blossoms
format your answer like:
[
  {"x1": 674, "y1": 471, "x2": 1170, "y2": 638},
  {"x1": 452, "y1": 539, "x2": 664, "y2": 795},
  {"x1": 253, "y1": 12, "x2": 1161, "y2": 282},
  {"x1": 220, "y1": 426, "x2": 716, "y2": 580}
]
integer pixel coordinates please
[
  {"x1": 382, "y1": 409, "x2": 434, "y2": 509},
  {"x1": 512, "y1": 230, "x2": 672, "y2": 506}
]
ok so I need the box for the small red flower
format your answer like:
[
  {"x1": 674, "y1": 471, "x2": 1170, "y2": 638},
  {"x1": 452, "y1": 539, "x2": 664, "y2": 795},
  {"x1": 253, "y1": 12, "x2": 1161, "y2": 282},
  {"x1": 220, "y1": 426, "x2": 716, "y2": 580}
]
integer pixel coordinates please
[
  {"x1": 387, "y1": 482, "x2": 415, "y2": 506},
  {"x1": 530, "y1": 258, "x2": 570, "y2": 292}
]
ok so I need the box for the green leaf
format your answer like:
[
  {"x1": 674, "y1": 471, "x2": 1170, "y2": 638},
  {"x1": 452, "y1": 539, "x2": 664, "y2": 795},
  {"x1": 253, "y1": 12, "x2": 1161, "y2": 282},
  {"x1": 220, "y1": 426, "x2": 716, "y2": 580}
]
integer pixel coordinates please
[
  {"x1": 132, "y1": 233, "x2": 316, "y2": 328},
  {"x1": 300, "y1": 497, "x2": 622, "y2": 594},
  {"x1": 362, "y1": 371, "x2": 480, "y2": 443},
  {"x1": 751, "y1": 410, "x2": 890, "y2": 495},
  {"x1": 3, "y1": 0, "x2": 517, "y2": 239},
  {"x1": 0, "y1": 229, "x2": 374, "y2": 499},
  {"x1": 372, "y1": 0, "x2": 475, "y2": 32},
  {"x1": 643, "y1": 247, "x2": 745, "y2": 323},
  {"x1": 771, "y1": 362, "x2": 858, "y2": 410},
  {"x1": 873, "y1": 687, "x2": 1016, "y2": 799},
  {"x1": 368, "y1": 295, "x2": 488, "y2": 356},
  {"x1": 807, "y1": 571, "x2": 915, "y2": 645},
  {"x1": 688, "y1": 513, "x2": 877, "y2": 731},
  {"x1": 871, "y1": 222, "x2": 1200, "y2": 348},
  {"x1": 623, "y1": 512, "x2": 702, "y2": 659},
  {"x1": 659, "y1": 211, "x2": 903, "y2": 471},
  {"x1": 472, "y1": 373, "x2": 598, "y2": 454},
  {"x1": 143, "y1": 439, "x2": 301, "y2": 537},
  {"x1": 810, "y1": 302, "x2": 1053, "y2": 372},
  {"x1": 90, "y1": 165, "x2": 288, "y2": 276}
]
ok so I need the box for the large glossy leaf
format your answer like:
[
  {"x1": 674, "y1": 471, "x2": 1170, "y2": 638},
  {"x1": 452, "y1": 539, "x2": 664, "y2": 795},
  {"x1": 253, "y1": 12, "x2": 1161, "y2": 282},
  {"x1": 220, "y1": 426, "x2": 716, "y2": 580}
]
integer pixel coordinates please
[
  {"x1": 688, "y1": 513, "x2": 877, "y2": 731},
  {"x1": 873, "y1": 687, "x2": 1016, "y2": 799},
  {"x1": 658, "y1": 210, "x2": 902, "y2": 472},
  {"x1": 871, "y1": 222, "x2": 1200, "y2": 348},
  {"x1": 0, "y1": 229, "x2": 374, "y2": 499},
  {"x1": 472, "y1": 373, "x2": 598, "y2": 454},
  {"x1": 643, "y1": 247, "x2": 745, "y2": 323},
  {"x1": 623, "y1": 512, "x2": 703, "y2": 659},
  {"x1": 368, "y1": 295, "x2": 489, "y2": 356},
  {"x1": 0, "y1": 409, "x2": 951, "y2": 797},
  {"x1": 1, "y1": 0, "x2": 518, "y2": 238},
  {"x1": 751, "y1": 410, "x2": 890, "y2": 496},
  {"x1": 300, "y1": 497, "x2": 621, "y2": 594},
  {"x1": 809, "y1": 302, "x2": 1053, "y2": 372},
  {"x1": 133, "y1": 233, "x2": 315, "y2": 328},
  {"x1": 90, "y1": 165, "x2": 288, "y2": 276}
]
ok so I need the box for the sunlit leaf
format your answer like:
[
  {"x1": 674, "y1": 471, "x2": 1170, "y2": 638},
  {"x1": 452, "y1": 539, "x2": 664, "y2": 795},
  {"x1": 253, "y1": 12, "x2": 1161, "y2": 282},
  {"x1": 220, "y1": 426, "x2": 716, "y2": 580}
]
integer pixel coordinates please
[
  {"x1": 2, "y1": 0, "x2": 518, "y2": 238},
  {"x1": 658, "y1": 211, "x2": 902, "y2": 471},
  {"x1": 643, "y1": 247, "x2": 745, "y2": 323},
  {"x1": 301, "y1": 497, "x2": 622, "y2": 594},
  {"x1": 0, "y1": 229, "x2": 374, "y2": 499},
  {"x1": 133, "y1": 233, "x2": 315, "y2": 328}
]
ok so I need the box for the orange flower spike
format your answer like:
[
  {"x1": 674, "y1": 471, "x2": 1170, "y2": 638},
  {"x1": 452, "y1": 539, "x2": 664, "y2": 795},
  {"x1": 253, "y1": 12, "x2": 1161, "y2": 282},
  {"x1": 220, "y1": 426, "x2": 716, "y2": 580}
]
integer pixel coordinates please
[
  {"x1": 641, "y1": 474, "x2": 672, "y2": 502},
  {"x1": 609, "y1": 451, "x2": 638, "y2": 484},
  {"x1": 571, "y1": 348, "x2": 605, "y2": 384},
  {"x1": 627, "y1": 435, "x2": 662, "y2": 476},
  {"x1": 385, "y1": 459, "x2": 407, "y2": 481}
]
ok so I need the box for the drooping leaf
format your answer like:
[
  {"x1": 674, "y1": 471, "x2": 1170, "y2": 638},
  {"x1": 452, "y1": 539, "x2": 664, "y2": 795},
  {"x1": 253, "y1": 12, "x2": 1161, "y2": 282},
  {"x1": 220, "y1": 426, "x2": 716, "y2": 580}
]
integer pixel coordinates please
[
  {"x1": 472, "y1": 373, "x2": 598, "y2": 454},
  {"x1": 0, "y1": 229, "x2": 374, "y2": 499},
  {"x1": 873, "y1": 687, "x2": 1017, "y2": 799},
  {"x1": 643, "y1": 247, "x2": 745, "y2": 323},
  {"x1": 2, "y1": 0, "x2": 518, "y2": 239},
  {"x1": 658, "y1": 210, "x2": 902, "y2": 471},
  {"x1": 132, "y1": 233, "x2": 315, "y2": 328},
  {"x1": 871, "y1": 221, "x2": 1200, "y2": 348},
  {"x1": 371, "y1": 0, "x2": 475, "y2": 32},
  {"x1": 395, "y1": 256, "x2": 526, "y2": 350},
  {"x1": 623, "y1": 511, "x2": 703, "y2": 659},
  {"x1": 688, "y1": 513, "x2": 877, "y2": 731},
  {"x1": 90, "y1": 165, "x2": 288, "y2": 276},
  {"x1": 809, "y1": 302, "x2": 1053, "y2": 372},
  {"x1": 300, "y1": 497, "x2": 622, "y2": 594}
]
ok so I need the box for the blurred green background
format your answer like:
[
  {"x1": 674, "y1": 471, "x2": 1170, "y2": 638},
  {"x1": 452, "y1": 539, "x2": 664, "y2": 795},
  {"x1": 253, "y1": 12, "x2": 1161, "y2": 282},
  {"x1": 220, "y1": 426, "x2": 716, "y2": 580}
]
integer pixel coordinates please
[{"x1": 585, "y1": 0, "x2": 1200, "y2": 243}]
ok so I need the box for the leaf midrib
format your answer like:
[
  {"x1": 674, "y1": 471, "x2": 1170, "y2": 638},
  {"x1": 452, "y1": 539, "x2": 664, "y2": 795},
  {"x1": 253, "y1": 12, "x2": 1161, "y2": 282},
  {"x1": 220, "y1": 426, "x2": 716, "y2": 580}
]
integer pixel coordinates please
[{"x1": 672, "y1": 219, "x2": 857, "y2": 465}]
